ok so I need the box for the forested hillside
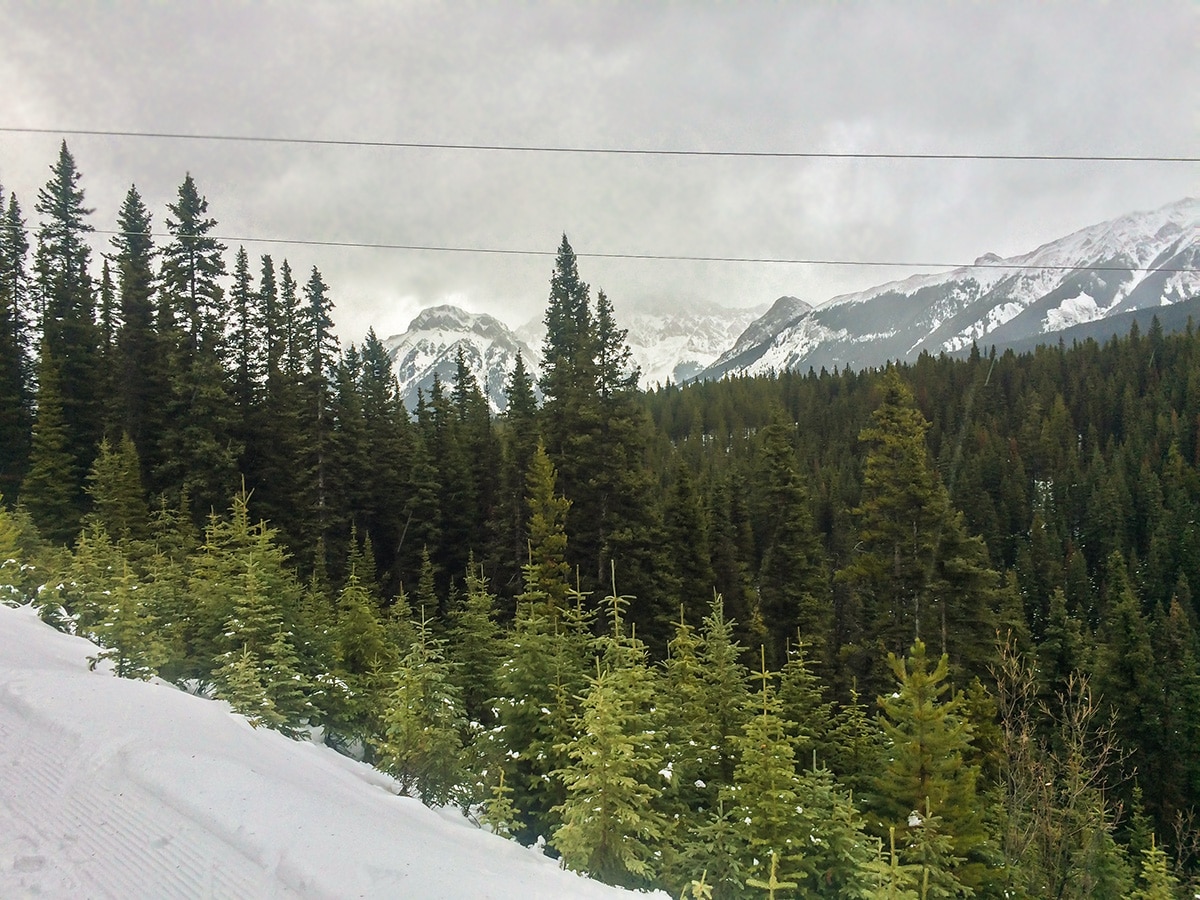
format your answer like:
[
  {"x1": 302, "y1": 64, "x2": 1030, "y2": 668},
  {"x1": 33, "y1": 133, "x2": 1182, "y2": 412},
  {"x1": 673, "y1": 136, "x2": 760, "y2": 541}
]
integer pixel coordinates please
[{"x1": 2, "y1": 144, "x2": 1199, "y2": 898}]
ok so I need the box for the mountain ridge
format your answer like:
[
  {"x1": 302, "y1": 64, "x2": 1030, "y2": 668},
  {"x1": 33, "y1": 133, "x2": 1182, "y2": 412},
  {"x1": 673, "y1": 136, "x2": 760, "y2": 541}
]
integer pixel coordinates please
[
  {"x1": 382, "y1": 198, "x2": 1197, "y2": 403},
  {"x1": 697, "y1": 197, "x2": 1198, "y2": 379}
]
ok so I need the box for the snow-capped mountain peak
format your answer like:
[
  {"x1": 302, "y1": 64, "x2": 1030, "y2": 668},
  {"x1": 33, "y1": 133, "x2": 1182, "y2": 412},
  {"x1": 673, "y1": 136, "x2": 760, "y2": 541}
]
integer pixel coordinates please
[
  {"x1": 699, "y1": 198, "x2": 1199, "y2": 379},
  {"x1": 383, "y1": 306, "x2": 541, "y2": 414}
]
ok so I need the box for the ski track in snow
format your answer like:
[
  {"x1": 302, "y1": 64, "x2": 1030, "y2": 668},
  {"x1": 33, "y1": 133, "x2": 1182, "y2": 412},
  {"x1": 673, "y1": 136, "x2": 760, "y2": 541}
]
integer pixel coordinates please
[
  {"x1": 1, "y1": 651, "x2": 294, "y2": 898},
  {"x1": 0, "y1": 604, "x2": 660, "y2": 900}
]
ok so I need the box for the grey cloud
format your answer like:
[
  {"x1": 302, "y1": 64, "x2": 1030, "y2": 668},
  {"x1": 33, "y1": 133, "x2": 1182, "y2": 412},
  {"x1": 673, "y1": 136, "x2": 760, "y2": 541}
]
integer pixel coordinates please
[{"x1": 0, "y1": 1, "x2": 1195, "y2": 343}]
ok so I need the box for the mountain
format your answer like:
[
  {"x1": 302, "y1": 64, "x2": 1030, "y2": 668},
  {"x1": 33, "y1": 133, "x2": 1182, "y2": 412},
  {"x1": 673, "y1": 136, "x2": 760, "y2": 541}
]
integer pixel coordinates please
[
  {"x1": 517, "y1": 301, "x2": 772, "y2": 388},
  {"x1": 700, "y1": 295, "x2": 814, "y2": 379},
  {"x1": 622, "y1": 300, "x2": 775, "y2": 387},
  {"x1": 382, "y1": 305, "x2": 541, "y2": 414},
  {"x1": 0, "y1": 603, "x2": 658, "y2": 899},
  {"x1": 698, "y1": 197, "x2": 1199, "y2": 380},
  {"x1": 388, "y1": 300, "x2": 768, "y2": 409}
]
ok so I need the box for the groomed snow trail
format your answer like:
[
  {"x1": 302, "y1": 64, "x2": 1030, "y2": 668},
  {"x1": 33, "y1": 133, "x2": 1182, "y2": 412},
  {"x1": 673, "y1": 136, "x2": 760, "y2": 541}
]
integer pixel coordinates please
[{"x1": 0, "y1": 604, "x2": 662, "y2": 899}]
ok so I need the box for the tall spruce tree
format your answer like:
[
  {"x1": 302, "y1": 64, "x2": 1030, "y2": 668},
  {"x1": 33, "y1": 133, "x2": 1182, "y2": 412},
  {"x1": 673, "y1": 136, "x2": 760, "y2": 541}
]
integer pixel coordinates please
[
  {"x1": 34, "y1": 142, "x2": 102, "y2": 517},
  {"x1": 754, "y1": 422, "x2": 830, "y2": 667},
  {"x1": 838, "y1": 369, "x2": 998, "y2": 692},
  {"x1": 158, "y1": 173, "x2": 226, "y2": 349},
  {"x1": 109, "y1": 185, "x2": 162, "y2": 482},
  {"x1": 156, "y1": 174, "x2": 237, "y2": 514},
  {"x1": 296, "y1": 266, "x2": 339, "y2": 563},
  {"x1": 0, "y1": 185, "x2": 32, "y2": 500}
]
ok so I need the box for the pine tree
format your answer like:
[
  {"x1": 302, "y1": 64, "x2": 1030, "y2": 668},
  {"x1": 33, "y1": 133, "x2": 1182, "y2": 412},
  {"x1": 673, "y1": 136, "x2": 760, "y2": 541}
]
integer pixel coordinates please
[
  {"x1": 295, "y1": 265, "x2": 339, "y2": 560},
  {"x1": 1147, "y1": 595, "x2": 1200, "y2": 829},
  {"x1": 379, "y1": 613, "x2": 467, "y2": 807},
  {"x1": 874, "y1": 640, "x2": 986, "y2": 896},
  {"x1": 0, "y1": 185, "x2": 32, "y2": 500},
  {"x1": 214, "y1": 645, "x2": 286, "y2": 730},
  {"x1": 706, "y1": 471, "x2": 755, "y2": 635},
  {"x1": 838, "y1": 369, "x2": 998, "y2": 692},
  {"x1": 826, "y1": 682, "x2": 883, "y2": 801},
  {"x1": 92, "y1": 561, "x2": 166, "y2": 679},
  {"x1": 155, "y1": 174, "x2": 237, "y2": 515},
  {"x1": 158, "y1": 173, "x2": 226, "y2": 349},
  {"x1": 497, "y1": 564, "x2": 593, "y2": 843},
  {"x1": 522, "y1": 441, "x2": 571, "y2": 613},
  {"x1": 676, "y1": 799, "x2": 749, "y2": 900},
  {"x1": 84, "y1": 433, "x2": 149, "y2": 543},
  {"x1": 229, "y1": 246, "x2": 261, "y2": 414},
  {"x1": 34, "y1": 142, "x2": 102, "y2": 511},
  {"x1": 259, "y1": 625, "x2": 314, "y2": 738},
  {"x1": 727, "y1": 650, "x2": 805, "y2": 890},
  {"x1": 754, "y1": 423, "x2": 830, "y2": 668},
  {"x1": 793, "y1": 762, "x2": 877, "y2": 898},
  {"x1": 553, "y1": 574, "x2": 667, "y2": 888},
  {"x1": 493, "y1": 349, "x2": 539, "y2": 592},
  {"x1": 186, "y1": 492, "x2": 306, "y2": 685},
  {"x1": 96, "y1": 260, "x2": 118, "y2": 427},
  {"x1": 109, "y1": 185, "x2": 162, "y2": 482},
  {"x1": 480, "y1": 768, "x2": 520, "y2": 839},
  {"x1": 1130, "y1": 836, "x2": 1181, "y2": 900},
  {"x1": 21, "y1": 346, "x2": 79, "y2": 543},
  {"x1": 1093, "y1": 552, "x2": 1159, "y2": 819},
  {"x1": 447, "y1": 560, "x2": 502, "y2": 728},
  {"x1": 662, "y1": 460, "x2": 716, "y2": 625},
  {"x1": 327, "y1": 569, "x2": 396, "y2": 743},
  {"x1": 777, "y1": 636, "x2": 835, "y2": 764},
  {"x1": 660, "y1": 610, "x2": 721, "y2": 827},
  {"x1": 698, "y1": 594, "x2": 751, "y2": 790}
]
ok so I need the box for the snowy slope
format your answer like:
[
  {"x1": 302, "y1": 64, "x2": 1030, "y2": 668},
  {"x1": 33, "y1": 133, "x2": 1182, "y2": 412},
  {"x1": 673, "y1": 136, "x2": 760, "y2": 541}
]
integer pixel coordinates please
[
  {"x1": 621, "y1": 301, "x2": 771, "y2": 387},
  {"x1": 0, "y1": 604, "x2": 661, "y2": 899},
  {"x1": 698, "y1": 197, "x2": 1199, "y2": 378},
  {"x1": 700, "y1": 296, "x2": 814, "y2": 381},
  {"x1": 382, "y1": 305, "x2": 541, "y2": 414}
]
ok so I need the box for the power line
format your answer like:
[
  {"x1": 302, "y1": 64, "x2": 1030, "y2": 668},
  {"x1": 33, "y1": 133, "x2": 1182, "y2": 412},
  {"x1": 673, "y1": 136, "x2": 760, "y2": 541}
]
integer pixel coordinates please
[
  {"x1": 1, "y1": 126, "x2": 1195, "y2": 163},
  {"x1": 80, "y1": 228, "x2": 1198, "y2": 274}
]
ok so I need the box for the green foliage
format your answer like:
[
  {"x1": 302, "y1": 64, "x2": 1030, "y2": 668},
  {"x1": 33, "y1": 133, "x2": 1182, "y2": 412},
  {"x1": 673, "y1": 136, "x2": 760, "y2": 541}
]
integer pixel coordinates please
[
  {"x1": 839, "y1": 371, "x2": 999, "y2": 692},
  {"x1": 0, "y1": 184, "x2": 32, "y2": 500},
  {"x1": 378, "y1": 614, "x2": 467, "y2": 807},
  {"x1": 91, "y1": 560, "x2": 167, "y2": 679},
  {"x1": 727, "y1": 653, "x2": 805, "y2": 889},
  {"x1": 214, "y1": 645, "x2": 286, "y2": 730},
  {"x1": 874, "y1": 641, "x2": 986, "y2": 896},
  {"x1": 22, "y1": 348, "x2": 81, "y2": 543},
  {"x1": 552, "y1": 593, "x2": 668, "y2": 889},
  {"x1": 522, "y1": 441, "x2": 571, "y2": 612},
  {"x1": 1130, "y1": 837, "x2": 1181, "y2": 900},
  {"x1": 85, "y1": 433, "x2": 149, "y2": 542}
]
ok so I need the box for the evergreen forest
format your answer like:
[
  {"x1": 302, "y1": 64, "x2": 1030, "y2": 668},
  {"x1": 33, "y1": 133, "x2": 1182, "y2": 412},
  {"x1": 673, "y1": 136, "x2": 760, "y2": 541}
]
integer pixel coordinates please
[{"x1": 2, "y1": 143, "x2": 1199, "y2": 898}]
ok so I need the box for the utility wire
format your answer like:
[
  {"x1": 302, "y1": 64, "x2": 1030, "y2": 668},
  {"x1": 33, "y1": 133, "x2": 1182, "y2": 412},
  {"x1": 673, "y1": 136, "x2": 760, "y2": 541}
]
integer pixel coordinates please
[
  {"x1": 1, "y1": 126, "x2": 1195, "y2": 163},
  {"x1": 79, "y1": 228, "x2": 1198, "y2": 273}
]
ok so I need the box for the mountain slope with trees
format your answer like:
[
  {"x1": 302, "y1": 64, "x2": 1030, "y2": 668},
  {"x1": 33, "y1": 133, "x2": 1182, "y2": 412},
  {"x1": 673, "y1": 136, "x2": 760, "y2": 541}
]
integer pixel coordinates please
[{"x1": 2, "y1": 143, "x2": 1198, "y2": 897}]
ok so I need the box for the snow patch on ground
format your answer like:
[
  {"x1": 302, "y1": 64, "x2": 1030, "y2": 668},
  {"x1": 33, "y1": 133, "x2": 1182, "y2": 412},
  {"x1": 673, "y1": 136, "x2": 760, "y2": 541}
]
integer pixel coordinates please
[
  {"x1": 1042, "y1": 292, "x2": 1105, "y2": 332},
  {"x1": 0, "y1": 603, "x2": 661, "y2": 899},
  {"x1": 941, "y1": 301, "x2": 1026, "y2": 351}
]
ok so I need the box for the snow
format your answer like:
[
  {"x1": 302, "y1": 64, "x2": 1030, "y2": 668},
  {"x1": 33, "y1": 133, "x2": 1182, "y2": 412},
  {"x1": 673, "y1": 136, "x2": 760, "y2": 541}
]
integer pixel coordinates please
[
  {"x1": 0, "y1": 603, "x2": 662, "y2": 899},
  {"x1": 1042, "y1": 292, "x2": 1105, "y2": 332}
]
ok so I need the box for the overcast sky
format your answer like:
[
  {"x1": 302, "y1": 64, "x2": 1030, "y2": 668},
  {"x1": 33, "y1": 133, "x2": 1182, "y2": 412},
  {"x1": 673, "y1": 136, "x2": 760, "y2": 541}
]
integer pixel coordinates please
[{"x1": 1, "y1": 1, "x2": 1195, "y2": 343}]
